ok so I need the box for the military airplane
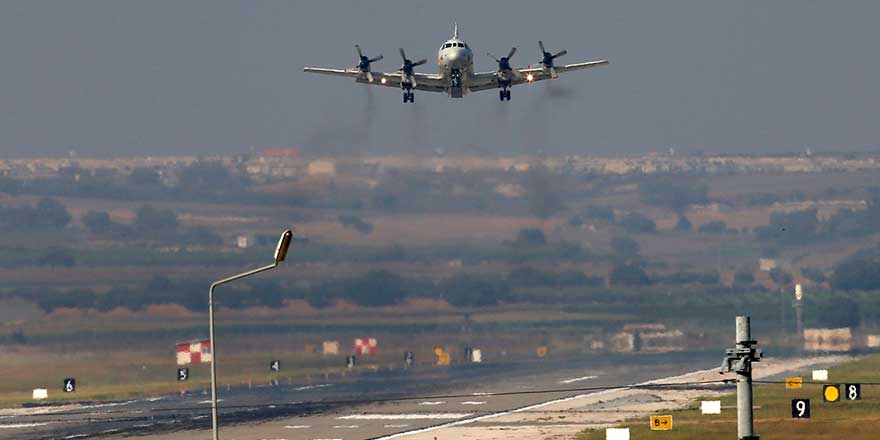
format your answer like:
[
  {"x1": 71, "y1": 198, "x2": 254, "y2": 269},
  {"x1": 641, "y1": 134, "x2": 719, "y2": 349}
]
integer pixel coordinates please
[{"x1": 303, "y1": 24, "x2": 608, "y2": 103}]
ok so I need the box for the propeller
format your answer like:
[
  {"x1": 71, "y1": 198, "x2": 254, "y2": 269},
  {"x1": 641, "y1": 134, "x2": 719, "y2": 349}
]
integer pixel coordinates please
[
  {"x1": 488, "y1": 47, "x2": 517, "y2": 72},
  {"x1": 355, "y1": 44, "x2": 383, "y2": 82},
  {"x1": 399, "y1": 48, "x2": 427, "y2": 87},
  {"x1": 538, "y1": 40, "x2": 567, "y2": 79}
]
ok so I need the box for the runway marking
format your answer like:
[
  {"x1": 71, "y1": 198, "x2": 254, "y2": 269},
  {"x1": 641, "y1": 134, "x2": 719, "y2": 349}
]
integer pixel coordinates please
[
  {"x1": 0, "y1": 422, "x2": 51, "y2": 429},
  {"x1": 132, "y1": 423, "x2": 154, "y2": 428},
  {"x1": 472, "y1": 392, "x2": 492, "y2": 396},
  {"x1": 198, "y1": 399, "x2": 224, "y2": 404},
  {"x1": 192, "y1": 415, "x2": 210, "y2": 420},
  {"x1": 62, "y1": 435, "x2": 87, "y2": 439},
  {"x1": 338, "y1": 413, "x2": 472, "y2": 420},
  {"x1": 372, "y1": 367, "x2": 722, "y2": 440},
  {"x1": 418, "y1": 401, "x2": 444, "y2": 406},
  {"x1": 384, "y1": 424, "x2": 410, "y2": 428},
  {"x1": 559, "y1": 375, "x2": 597, "y2": 384},
  {"x1": 295, "y1": 384, "x2": 333, "y2": 391},
  {"x1": 332, "y1": 424, "x2": 360, "y2": 428},
  {"x1": 461, "y1": 401, "x2": 486, "y2": 405},
  {"x1": 284, "y1": 425, "x2": 312, "y2": 429},
  {"x1": 100, "y1": 428, "x2": 120, "y2": 434},
  {"x1": 312, "y1": 438, "x2": 343, "y2": 440}
]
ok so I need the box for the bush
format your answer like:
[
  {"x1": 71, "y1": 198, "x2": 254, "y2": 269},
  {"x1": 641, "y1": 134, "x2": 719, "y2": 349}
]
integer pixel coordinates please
[
  {"x1": 83, "y1": 210, "x2": 113, "y2": 234},
  {"x1": 638, "y1": 179, "x2": 708, "y2": 211},
  {"x1": 609, "y1": 264, "x2": 651, "y2": 286},
  {"x1": 769, "y1": 268, "x2": 793, "y2": 285},
  {"x1": 801, "y1": 267, "x2": 826, "y2": 284},
  {"x1": 754, "y1": 209, "x2": 819, "y2": 244},
  {"x1": 610, "y1": 236, "x2": 640, "y2": 257},
  {"x1": 619, "y1": 213, "x2": 656, "y2": 234},
  {"x1": 734, "y1": 268, "x2": 755, "y2": 286},
  {"x1": 516, "y1": 228, "x2": 546, "y2": 246},
  {"x1": 585, "y1": 205, "x2": 615, "y2": 223},
  {"x1": 830, "y1": 259, "x2": 880, "y2": 291},
  {"x1": 440, "y1": 274, "x2": 510, "y2": 307},
  {"x1": 675, "y1": 216, "x2": 692, "y2": 232},
  {"x1": 698, "y1": 220, "x2": 728, "y2": 234}
]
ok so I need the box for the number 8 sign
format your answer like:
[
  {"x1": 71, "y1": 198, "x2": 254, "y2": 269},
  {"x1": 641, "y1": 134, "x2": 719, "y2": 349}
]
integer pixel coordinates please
[
  {"x1": 791, "y1": 399, "x2": 810, "y2": 418},
  {"x1": 845, "y1": 384, "x2": 861, "y2": 400}
]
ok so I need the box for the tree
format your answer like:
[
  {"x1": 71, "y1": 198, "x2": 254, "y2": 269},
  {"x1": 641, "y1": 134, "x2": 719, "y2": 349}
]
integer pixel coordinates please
[
  {"x1": 801, "y1": 267, "x2": 826, "y2": 284},
  {"x1": 82, "y1": 210, "x2": 113, "y2": 234},
  {"x1": 619, "y1": 212, "x2": 656, "y2": 234},
  {"x1": 698, "y1": 220, "x2": 728, "y2": 234},
  {"x1": 769, "y1": 268, "x2": 793, "y2": 286},
  {"x1": 440, "y1": 274, "x2": 510, "y2": 307},
  {"x1": 585, "y1": 205, "x2": 615, "y2": 223},
  {"x1": 134, "y1": 204, "x2": 178, "y2": 235},
  {"x1": 830, "y1": 259, "x2": 880, "y2": 291},
  {"x1": 754, "y1": 209, "x2": 819, "y2": 244},
  {"x1": 609, "y1": 263, "x2": 651, "y2": 286},
  {"x1": 347, "y1": 270, "x2": 407, "y2": 307},
  {"x1": 638, "y1": 179, "x2": 708, "y2": 211},
  {"x1": 675, "y1": 215, "x2": 692, "y2": 232},
  {"x1": 38, "y1": 248, "x2": 75, "y2": 268},
  {"x1": 35, "y1": 198, "x2": 71, "y2": 229},
  {"x1": 128, "y1": 167, "x2": 160, "y2": 186},
  {"x1": 610, "y1": 236, "x2": 640, "y2": 258},
  {"x1": 734, "y1": 268, "x2": 755, "y2": 286},
  {"x1": 516, "y1": 228, "x2": 546, "y2": 246}
]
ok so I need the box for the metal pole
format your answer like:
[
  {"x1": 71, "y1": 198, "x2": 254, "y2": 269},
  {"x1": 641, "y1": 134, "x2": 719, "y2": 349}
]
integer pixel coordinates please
[
  {"x1": 208, "y1": 262, "x2": 277, "y2": 440},
  {"x1": 735, "y1": 316, "x2": 754, "y2": 440},
  {"x1": 209, "y1": 285, "x2": 219, "y2": 440}
]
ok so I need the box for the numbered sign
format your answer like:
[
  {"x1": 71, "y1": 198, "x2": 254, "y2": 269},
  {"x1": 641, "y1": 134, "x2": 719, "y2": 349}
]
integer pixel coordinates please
[
  {"x1": 785, "y1": 377, "x2": 803, "y2": 389},
  {"x1": 63, "y1": 378, "x2": 76, "y2": 393},
  {"x1": 270, "y1": 360, "x2": 281, "y2": 372},
  {"x1": 845, "y1": 384, "x2": 861, "y2": 401},
  {"x1": 346, "y1": 355, "x2": 356, "y2": 369},
  {"x1": 823, "y1": 384, "x2": 841, "y2": 402},
  {"x1": 177, "y1": 368, "x2": 190, "y2": 382},
  {"x1": 650, "y1": 415, "x2": 673, "y2": 431},
  {"x1": 404, "y1": 351, "x2": 414, "y2": 367},
  {"x1": 791, "y1": 399, "x2": 810, "y2": 418}
]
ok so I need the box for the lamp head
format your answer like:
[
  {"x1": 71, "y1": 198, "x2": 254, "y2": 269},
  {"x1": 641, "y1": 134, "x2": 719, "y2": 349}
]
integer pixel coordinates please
[{"x1": 274, "y1": 230, "x2": 293, "y2": 263}]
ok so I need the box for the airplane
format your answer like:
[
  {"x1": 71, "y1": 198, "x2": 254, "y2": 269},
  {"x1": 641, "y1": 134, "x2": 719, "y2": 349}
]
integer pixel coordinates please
[{"x1": 303, "y1": 24, "x2": 608, "y2": 103}]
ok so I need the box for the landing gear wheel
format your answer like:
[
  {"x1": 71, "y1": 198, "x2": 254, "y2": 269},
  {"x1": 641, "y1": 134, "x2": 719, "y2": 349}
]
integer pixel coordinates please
[
  {"x1": 505, "y1": 90, "x2": 511, "y2": 100},
  {"x1": 499, "y1": 90, "x2": 505, "y2": 101},
  {"x1": 403, "y1": 93, "x2": 408, "y2": 103},
  {"x1": 409, "y1": 92, "x2": 415, "y2": 103}
]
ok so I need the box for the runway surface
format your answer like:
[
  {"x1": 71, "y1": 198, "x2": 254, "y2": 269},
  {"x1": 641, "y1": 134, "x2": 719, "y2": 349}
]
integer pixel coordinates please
[{"x1": 0, "y1": 351, "x2": 719, "y2": 440}]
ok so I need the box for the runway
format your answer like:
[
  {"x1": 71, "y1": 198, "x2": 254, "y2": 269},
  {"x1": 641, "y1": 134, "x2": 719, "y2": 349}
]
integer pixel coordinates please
[{"x1": 0, "y1": 352, "x2": 720, "y2": 440}]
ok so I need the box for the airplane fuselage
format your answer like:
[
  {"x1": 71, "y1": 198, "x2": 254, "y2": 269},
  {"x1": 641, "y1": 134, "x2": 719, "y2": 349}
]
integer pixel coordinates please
[{"x1": 436, "y1": 37, "x2": 475, "y2": 98}]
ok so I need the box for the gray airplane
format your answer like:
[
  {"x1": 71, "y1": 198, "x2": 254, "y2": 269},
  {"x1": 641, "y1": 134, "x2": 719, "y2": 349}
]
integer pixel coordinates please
[{"x1": 304, "y1": 24, "x2": 608, "y2": 103}]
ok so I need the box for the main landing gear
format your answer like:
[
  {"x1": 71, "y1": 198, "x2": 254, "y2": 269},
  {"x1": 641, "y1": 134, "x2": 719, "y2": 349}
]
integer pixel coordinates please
[
  {"x1": 403, "y1": 92, "x2": 415, "y2": 103},
  {"x1": 499, "y1": 89, "x2": 511, "y2": 101}
]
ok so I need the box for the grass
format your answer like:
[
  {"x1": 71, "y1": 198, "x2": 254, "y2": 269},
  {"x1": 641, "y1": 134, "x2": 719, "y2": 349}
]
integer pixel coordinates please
[{"x1": 577, "y1": 354, "x2": 880, "y2": 440}]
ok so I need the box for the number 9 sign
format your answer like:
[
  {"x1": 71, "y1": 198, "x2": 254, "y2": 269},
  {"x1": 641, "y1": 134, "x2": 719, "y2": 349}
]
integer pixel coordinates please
[{"x1": 791, "y1": 399, "x2": 810, "y2": 418}]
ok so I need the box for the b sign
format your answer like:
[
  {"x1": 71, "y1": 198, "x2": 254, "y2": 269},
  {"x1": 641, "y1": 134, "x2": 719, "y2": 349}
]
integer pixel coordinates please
[{"x1": 650, "y1": 415, "x2": 672, "y2": 430}]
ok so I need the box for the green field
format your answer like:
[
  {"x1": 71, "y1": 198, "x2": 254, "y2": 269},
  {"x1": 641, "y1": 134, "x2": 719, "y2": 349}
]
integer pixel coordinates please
[{"x1": 578, "y1": 354, "x2": 880, "y2": 440}]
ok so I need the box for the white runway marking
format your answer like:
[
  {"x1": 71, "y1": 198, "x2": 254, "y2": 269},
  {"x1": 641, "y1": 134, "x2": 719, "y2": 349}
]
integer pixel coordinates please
[
  {"x1": 417, "y1": 401, "x2": 444, "y2": 406},
  {"x1": 559, "y1": 375, "x2": 597, "y2": 384},
  {"x1": 338, "y1": 413, "x2": 472, "y2": 420},
  {"x1": 192, "y1": 415, "x2": 210, "y2": 420},
  {"x1": 295, "y1": 384, "x2": 333, "y2": 391},
  {"x1": 198, "y1": 399, "x2": 224, "y2": 404},
  {"x1": 471, "y1": 392, "x2": 492, "y2": 396},
  {"x1": 384, "y1": 424, "x2": 411, "y2": 428},
  {"x1": 62, "y1": 435, "x2": 87, "y2": 439},
  {"x1": 333, "y1": 424, "x2": 359, "y2": 428},
  {"x1": 0, "y1": 422, "x2": 51, "y2": 429},
  {"x1": 312, "y1": 438, "x2": 343, "y2": 440},
  {"x1": 284, "y1": 425, "x2": 312, "y2": 429},
  {"x1": 461, "y1": 401, "x2": 486, "y2": 405}
]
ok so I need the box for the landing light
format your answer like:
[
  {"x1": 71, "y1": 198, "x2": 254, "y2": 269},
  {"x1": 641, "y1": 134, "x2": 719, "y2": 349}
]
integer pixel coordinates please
[
  {"x1": 380, "y1": 77, "x2": 387, "y2": 84},
  {"x1": 526, "y1": 73, "x2": 534, "y2": 82}
]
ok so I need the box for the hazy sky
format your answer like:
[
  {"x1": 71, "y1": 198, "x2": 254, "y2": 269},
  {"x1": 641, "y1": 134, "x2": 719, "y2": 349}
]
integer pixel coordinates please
[{"x1": 1, "y1": 1, "x2": 878, "y2": 158}]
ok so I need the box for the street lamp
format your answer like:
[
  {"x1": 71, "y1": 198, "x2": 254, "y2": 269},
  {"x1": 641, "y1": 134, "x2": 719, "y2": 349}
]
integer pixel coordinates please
[{"x1": 208, "y1": 229, "x2": 293, "y2": 440}]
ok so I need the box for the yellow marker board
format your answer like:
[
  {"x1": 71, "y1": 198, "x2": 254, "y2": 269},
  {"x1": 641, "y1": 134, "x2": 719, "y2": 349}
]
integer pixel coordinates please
[
  {"x1": 824, "y1": 384, "x2": 841, "y2": 402},
  {"x1": 650, "y1": 415, "x2": 673, "y2": 431},
  {"x1": 785, "y1": 377, "x2": 803, "y2": 389}
]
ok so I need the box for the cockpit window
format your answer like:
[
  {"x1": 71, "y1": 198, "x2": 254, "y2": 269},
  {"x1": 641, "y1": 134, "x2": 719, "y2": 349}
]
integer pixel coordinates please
[{"x1": 444, "y1": 43, "x2": 452, "y2": 49}]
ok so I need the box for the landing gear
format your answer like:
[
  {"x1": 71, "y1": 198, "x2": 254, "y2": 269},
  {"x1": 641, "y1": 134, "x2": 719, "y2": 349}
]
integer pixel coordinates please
[
  {"x1": 499, "y1": 89, "x2": 511, "y2": 101},
  {"x1": 403, "y1": 92, "x2": 415, "y2": 103}
]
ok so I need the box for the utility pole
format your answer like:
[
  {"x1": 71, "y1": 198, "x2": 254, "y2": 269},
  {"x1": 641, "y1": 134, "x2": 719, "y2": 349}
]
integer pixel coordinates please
[
  {"x1": 721, "y1": 315, "x2": 762, "y2": 440},
  {"x1": 793, "y1": 284, "x2": 804, "y2": 353}
]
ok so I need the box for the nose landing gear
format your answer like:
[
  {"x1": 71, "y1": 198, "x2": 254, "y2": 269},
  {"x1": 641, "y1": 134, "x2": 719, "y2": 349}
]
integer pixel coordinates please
[
  {"x1": 499, "y1": 89, "x2": 511, "y2": 101},
  {"x1": 403, "y1": 92, "x2": 415, "y2": 103}
]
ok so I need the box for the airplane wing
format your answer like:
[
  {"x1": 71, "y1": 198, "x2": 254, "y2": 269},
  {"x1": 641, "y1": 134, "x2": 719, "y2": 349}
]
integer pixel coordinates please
[
  {"x1": 467, "y1": 59, "x2": 608, "y2": 92},
  {"x1": 303, "y1": 67, "x2": 448, "y2": 93}
]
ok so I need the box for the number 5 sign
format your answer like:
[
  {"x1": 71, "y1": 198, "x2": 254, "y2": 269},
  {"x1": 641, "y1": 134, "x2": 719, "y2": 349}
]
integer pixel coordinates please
[{"x1": 791, "y1": 399, "x2": 810, "y2": 418}]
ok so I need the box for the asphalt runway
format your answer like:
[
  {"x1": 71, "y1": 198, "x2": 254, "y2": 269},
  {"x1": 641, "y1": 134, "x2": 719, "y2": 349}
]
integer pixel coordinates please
[{"x1": 0, "y1": 351, "x2": 718, "y2": 440}]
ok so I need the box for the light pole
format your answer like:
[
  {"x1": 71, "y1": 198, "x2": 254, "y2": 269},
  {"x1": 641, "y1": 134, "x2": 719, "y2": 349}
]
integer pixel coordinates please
[{"x1": 208, "y1": 229, "x2": 293, "y2": 440}]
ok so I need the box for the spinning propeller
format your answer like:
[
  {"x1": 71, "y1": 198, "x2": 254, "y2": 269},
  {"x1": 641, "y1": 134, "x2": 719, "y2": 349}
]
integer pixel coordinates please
[
  {"x1": 538, "y1": 40, "x2": 567, "y2": 79},
  {"x1": 355, "y1": 45, "x2": 383, "y2": 82}
]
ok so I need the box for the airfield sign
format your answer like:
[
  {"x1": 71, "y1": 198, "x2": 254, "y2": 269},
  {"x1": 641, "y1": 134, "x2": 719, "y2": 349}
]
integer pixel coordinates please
[
  {"x1": 177, "y1": 368, "x2": 189, "y2": 381},
  {"x1": 63, "y1": 378, "x2": 76, "y2": 393},
  {"x1": 650, "y1": 415, "x2": 673, "y2": 430},
  {"x1": 270, "y1": 360, "x2": 281, "y2": 372},
  {"x1": 791, "y1": 399, "x2": 810, "y2": 418}
]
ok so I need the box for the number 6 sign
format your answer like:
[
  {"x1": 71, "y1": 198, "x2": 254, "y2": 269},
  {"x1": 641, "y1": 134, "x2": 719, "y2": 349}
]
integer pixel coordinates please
[
  {"x1": 63, "y1": 378, "x2": 76, "y2": 393},
  {"x1": 791, "y1": 399, "x2": 810, "y2": 418}
]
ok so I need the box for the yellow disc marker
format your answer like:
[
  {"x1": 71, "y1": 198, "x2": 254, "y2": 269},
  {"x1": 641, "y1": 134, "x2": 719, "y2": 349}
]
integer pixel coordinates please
[{"x1": 823, "y1": 384, "x2": 840, "y2": 402}]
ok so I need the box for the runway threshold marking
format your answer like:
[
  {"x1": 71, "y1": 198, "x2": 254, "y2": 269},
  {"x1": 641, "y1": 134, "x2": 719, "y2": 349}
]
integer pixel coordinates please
[
  {"x1": 461, "y1": 401, "x2": 486, "y2": 405},
  {"x1": 338, "y1": 413, "x2": 472, "y2": 420},
  {"x1": 559, "y1": 375, "x2": 598, "y2": 384},
  {"x1": 284, "y1": 425, "x2": 312, "y2": 429},
  {"x1": 332, "y1": 424, "x2": 360, "y2": 428},
  {"x1": 418, "y1": 401, "x2": 444, "y2": 406}
]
